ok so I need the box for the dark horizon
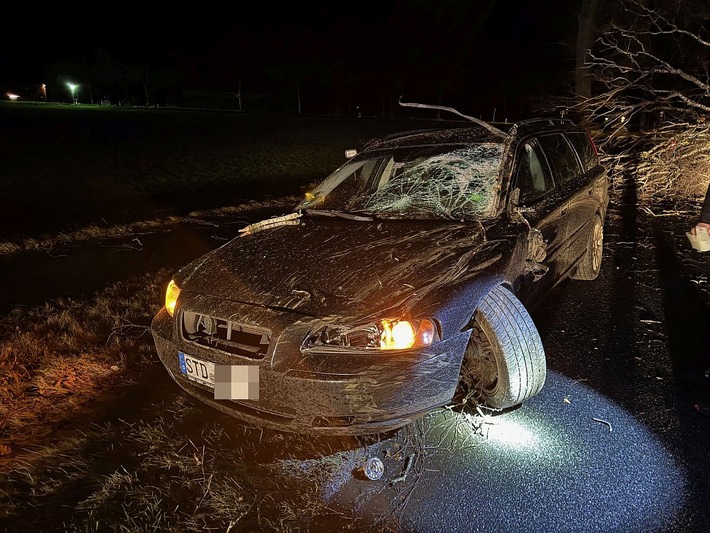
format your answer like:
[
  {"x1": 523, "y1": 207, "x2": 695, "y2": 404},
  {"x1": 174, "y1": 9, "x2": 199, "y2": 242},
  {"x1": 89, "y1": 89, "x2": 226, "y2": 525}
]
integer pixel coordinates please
[{"x1": 0, "y1": 1, "x2": 581, "y2": 120}]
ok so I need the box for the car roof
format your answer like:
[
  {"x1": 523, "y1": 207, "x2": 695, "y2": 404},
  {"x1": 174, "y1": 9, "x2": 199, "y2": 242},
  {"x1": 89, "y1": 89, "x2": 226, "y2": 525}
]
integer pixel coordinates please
[
  {"x1": 366, "y1": 126, "x2": 502, "y2": 149},
  {"x1": 507, "y1": 117, "x2": 585, "y2": 137},
  {"x1": 361, "y1": 117, "x2": 586, "y2": 152}
]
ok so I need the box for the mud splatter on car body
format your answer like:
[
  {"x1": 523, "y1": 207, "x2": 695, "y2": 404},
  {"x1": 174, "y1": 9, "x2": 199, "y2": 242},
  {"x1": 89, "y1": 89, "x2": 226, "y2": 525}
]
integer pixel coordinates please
[{"x1": 152, "y1": 116, "x2": 609, "y2": 435}]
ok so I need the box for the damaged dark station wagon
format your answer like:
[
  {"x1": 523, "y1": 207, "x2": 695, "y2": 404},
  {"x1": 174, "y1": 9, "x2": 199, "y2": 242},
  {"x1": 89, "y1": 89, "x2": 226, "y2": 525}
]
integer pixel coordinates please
[{"x1": 151, "y1": 112, "x2": 609, "y2": 436}]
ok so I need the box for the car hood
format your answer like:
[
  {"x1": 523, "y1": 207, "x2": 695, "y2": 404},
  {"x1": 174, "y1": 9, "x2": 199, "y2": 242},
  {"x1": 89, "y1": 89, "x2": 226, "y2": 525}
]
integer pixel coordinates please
[{"x1": 177, "y1": 216, "x2": 507, "y2": 318}]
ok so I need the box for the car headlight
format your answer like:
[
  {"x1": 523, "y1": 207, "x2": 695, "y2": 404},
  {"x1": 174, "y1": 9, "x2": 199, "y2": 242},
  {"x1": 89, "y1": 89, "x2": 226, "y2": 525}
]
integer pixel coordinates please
[
  {"x1": 165, "y1": 279, "x2": 181, "y2": 317},
  {"x1": 303, "y1": 318, "x2": 439, "y2": 351}
]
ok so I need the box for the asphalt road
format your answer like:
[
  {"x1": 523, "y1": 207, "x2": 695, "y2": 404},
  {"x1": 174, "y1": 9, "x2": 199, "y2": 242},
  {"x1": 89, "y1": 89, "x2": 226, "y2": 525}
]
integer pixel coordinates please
[
  {"x1": 321, "y1": 181, "x2": 710, "y2": 532},
  {"x1": 2, "y1": 181, "x2": 709, "y2": 532}
]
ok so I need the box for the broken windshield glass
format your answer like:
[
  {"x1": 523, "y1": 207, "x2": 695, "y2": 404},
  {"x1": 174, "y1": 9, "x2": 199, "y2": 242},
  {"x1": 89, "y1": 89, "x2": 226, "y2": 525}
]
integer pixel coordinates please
[{"x1": 296, "y1": 144, "x2": 504, "y2": 220}]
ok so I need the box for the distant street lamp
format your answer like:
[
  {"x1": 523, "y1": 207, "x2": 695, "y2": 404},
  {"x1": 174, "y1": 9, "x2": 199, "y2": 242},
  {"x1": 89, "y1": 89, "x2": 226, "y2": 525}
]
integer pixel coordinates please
[{"x1": 67, "y1": 82, "x2": 78, "y2": 104}]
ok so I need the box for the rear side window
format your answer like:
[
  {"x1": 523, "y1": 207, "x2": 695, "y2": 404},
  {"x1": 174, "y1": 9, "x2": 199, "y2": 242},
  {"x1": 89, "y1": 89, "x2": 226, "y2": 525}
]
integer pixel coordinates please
[
  {"x1": 566, "y1": 131, "x2": 599, "y2": 173},
  {"x1": 537, "y1": 134, "x2": 582, "y2": 185}
]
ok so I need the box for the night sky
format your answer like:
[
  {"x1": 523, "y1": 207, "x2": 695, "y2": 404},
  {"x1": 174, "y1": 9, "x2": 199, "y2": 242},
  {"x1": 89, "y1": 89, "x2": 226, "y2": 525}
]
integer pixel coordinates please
[{"x1": 2, "y1": 1, "x2": 582, "y2": 119}]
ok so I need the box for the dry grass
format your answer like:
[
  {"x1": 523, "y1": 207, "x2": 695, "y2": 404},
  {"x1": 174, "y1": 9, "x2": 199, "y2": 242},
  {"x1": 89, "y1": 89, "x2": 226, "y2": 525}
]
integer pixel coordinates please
[
  {"x1": 0, "y1": 269, "x2": 169, "y2": 457},
  {"x1": 0, "y1": 393, "x2": 369, "y2": 531},
  {"x1": 0, "y1": 388, "x2": 489, "y2": 532}
]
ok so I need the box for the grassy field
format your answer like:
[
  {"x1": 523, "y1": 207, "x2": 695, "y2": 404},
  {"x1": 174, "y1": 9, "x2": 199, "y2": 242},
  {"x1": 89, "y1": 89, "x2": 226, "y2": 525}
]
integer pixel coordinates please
[
  {"x1": 0, "y1": 102, "x2": 461, "y2": 242},
  {"x1": 2, "y1": 103, "x2": 461, "y2": 448},
  {"x1": 0, "y1": 104, "x2": 475, "y2": 531}
]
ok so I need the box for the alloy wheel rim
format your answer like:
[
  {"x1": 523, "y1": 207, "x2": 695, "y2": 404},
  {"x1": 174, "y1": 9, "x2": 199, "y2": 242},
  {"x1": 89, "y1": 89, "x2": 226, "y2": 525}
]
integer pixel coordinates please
[{"x1": 592, "y1": 219, "x2": 603, "y2": 273}]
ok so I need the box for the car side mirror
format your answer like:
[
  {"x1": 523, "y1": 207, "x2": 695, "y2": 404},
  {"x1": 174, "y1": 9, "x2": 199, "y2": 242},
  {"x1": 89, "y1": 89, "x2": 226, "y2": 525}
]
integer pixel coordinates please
[
  {"x1": 511, "y1": 187, "x2": 536, "y2": 213},
  {"x1": 511, "y1": 187, "x2": 521, "y2": 206}
]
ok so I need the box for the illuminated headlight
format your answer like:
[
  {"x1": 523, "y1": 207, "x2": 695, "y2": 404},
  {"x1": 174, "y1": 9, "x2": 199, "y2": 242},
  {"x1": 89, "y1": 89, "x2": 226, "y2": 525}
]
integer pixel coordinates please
[
  {"x1": 165, "y1": 279, "x2": 181, "y2": 317},
  {"x1": 303, "y1": 318, "x2": 439, "y2": 351}
]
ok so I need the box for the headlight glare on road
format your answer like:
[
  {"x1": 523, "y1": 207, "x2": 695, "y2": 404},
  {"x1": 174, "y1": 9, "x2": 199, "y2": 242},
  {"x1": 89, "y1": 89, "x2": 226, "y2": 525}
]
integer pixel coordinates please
[
  {"x1": 304, "y1": 318, "x2": 438, "y2": 351},
  {"x1": 165, "y1": 279, "x2": 181, "y2": 317}
]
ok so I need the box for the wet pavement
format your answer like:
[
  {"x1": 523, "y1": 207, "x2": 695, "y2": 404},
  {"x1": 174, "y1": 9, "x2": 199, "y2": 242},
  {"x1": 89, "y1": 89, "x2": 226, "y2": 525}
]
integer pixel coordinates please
[{"x1": 337, "y1": 371, "x2": 686, "y2": 533}]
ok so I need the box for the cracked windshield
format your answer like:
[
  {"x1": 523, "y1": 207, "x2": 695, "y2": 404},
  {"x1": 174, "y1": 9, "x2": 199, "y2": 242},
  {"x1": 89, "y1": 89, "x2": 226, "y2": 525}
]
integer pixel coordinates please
[{"x1": 297, "y1": 144, "x2": 504, "y2": 219}]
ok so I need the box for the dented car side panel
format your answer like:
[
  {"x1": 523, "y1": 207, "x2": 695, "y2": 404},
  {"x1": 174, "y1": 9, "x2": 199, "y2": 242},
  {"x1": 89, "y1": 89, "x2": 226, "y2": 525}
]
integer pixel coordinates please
[{"x1": 151, "y1": 117, "x2": 609, "y2": 435}]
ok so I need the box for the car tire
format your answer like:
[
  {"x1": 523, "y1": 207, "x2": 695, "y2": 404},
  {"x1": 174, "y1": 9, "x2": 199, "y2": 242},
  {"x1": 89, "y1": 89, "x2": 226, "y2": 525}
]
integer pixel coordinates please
[
  {"x1": 459, "y1": 285, "x2": 546, "y2": 410},
  {"x1": 571, "y1": 214, "x2": 604, "y2": 281}
]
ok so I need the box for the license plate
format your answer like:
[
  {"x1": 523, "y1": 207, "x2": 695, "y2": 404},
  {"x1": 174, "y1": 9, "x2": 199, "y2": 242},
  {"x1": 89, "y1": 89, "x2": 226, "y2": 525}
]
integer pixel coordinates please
[{"x1": 178, "y1": 351, "x2": 215, "y2": 388}]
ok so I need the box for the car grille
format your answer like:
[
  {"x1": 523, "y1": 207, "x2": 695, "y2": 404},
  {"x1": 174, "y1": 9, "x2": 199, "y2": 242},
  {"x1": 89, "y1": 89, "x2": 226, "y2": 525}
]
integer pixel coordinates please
[{"x1": 181, "y1": 310, "x2": 271, "y2": 359}]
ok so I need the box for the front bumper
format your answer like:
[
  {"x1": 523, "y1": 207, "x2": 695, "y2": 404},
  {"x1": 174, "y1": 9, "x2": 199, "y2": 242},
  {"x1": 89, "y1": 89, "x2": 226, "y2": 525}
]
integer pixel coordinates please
[{"x1": 151, "y1": 296, "x2": 471, "y2": 436}]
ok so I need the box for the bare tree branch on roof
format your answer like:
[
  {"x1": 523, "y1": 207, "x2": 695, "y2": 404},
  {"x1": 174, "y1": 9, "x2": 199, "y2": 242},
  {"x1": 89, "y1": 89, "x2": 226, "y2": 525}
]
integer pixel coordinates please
[{"x1": 398, "y1": 97, "x2": 508, "y2": 138}]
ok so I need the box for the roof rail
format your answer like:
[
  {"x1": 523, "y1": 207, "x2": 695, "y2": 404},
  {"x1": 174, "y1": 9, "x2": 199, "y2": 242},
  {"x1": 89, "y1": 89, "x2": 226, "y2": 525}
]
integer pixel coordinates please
[
  {"x1": 378, "y1": 128, "x2": 442, "y2": 142},
  {"x1": 513, "y1": 117, "x2": 576, "y2": 127}
]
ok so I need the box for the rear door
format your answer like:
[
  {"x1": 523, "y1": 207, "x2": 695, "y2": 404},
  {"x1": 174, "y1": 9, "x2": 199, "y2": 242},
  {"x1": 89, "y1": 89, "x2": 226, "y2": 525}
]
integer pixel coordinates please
[
  {"x1": 544, "y1": 130, "x2": 608, "y2": 273},
  {"x1": 510, "y1": 137, "x2": 574, "y2": 309}
]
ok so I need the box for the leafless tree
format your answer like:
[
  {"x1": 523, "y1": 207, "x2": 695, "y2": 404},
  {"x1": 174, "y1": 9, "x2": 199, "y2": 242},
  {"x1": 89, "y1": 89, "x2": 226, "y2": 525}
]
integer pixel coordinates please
[
  {"x1": 575, "y1": 0, "x2": 601, "y2": 99},
  {"x1": 565, "y1": 0, "x2": 710, "y2": 202}
]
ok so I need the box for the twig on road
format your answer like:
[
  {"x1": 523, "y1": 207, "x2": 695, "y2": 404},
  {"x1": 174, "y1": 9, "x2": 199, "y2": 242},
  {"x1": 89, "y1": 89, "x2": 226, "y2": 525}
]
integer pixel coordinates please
[
  {"x1": 642, "y1": 206, "x2": 694, "y2": 217},
  {"x1": 389, "y1": 453, "x2": 416, "y2": 486},
  {"x1": 592, "y1": 418, "x2": 613, "y2": 432}
]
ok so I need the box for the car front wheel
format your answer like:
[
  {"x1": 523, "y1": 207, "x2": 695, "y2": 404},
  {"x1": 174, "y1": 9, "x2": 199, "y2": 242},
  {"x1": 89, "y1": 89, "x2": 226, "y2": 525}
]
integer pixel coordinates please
[{"x1": 459, "y1": 285, "x2": 546, "y2": 410}]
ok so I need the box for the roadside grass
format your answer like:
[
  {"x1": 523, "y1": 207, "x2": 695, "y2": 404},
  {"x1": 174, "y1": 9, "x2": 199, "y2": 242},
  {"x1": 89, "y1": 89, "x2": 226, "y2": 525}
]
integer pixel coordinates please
[
  {"x1": 0, "y1": 381, "x2": 488, "y2": 531},
  {"x1": 0, "y1": 395, "x2": 357, "y2": 531},
  {"x1": 0, "y1": 269, "x2": 168, "y2": 457},
  {"x1": 0, "y1": 103, "x2": 458, "y2": 244}
]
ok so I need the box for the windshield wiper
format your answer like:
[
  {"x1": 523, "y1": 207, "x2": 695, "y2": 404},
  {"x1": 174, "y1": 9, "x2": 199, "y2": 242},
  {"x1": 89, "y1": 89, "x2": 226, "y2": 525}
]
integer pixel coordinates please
[{"x1": 304, "y1": 209, "x2": 374, "y2": 222}]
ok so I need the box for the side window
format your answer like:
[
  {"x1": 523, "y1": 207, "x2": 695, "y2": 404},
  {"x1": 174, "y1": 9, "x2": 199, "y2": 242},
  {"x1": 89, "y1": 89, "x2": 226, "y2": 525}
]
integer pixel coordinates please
[
  {"x1": 537, "y1": 134, "x2": 583, "y2": 185},
  {"x1": 566, "y1": 131, "x2": 599, "y2": 173},
  {"x1": 515, "y1": 139, "x2": 554, "y2": 205}
]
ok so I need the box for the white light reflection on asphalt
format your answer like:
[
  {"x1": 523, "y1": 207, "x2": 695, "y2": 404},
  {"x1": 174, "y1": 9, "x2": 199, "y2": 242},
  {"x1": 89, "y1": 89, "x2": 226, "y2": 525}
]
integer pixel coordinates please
[
  {"x1": 477, "y1": 414, "x2": 538, "y2": 447},
  {"x1": 330, "y1": 371, "x2": 688, "y2": 533},
  {"x1": 414, "y1": 371, "x2": 687, "y2": 532}
]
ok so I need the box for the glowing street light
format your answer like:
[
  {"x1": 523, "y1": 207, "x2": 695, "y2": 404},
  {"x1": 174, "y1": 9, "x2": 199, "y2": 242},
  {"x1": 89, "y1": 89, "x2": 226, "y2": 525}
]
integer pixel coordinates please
[{"x1": 67, "y1": 82, "x2": 78, "y2": 104}]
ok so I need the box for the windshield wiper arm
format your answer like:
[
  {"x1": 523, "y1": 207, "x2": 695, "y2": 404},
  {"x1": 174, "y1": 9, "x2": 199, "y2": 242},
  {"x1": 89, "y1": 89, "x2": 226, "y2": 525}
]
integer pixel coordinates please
[{"x1": 304, "y1": 209, "x2": 374, "y2": 222}]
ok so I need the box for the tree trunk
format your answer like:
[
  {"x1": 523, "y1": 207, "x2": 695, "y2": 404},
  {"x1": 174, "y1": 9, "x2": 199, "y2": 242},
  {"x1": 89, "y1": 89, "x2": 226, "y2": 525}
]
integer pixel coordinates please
[
  {"x1": 296, "y1": 82, "x2": 302, "y2": 115},
  {"x1": 576, "y1": 0, "x2": 599, "y2": 99}
]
